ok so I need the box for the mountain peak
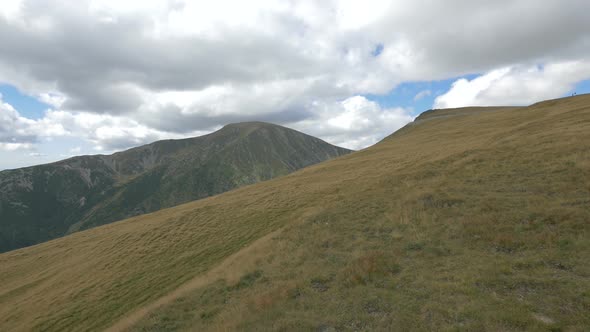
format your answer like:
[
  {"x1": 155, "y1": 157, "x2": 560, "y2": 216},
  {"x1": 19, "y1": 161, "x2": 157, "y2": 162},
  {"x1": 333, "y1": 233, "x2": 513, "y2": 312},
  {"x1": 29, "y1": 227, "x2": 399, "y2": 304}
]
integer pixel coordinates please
[
  {"x1": 221, "y1": 121, "x2": 280, "y2": 133},
  {"x1": 218, "y1": 121, "x2": 303, "y2": 139},
  {"x1": 224, "y1": 121, "x2": 274, "y2": 127},
  {"x1": 0, "y1": 122, "x2": 351, "y2": 253}
]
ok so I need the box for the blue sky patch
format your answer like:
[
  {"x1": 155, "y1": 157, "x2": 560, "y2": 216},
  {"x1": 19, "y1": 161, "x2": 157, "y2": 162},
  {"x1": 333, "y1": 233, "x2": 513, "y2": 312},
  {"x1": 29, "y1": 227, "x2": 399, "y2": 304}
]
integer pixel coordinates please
[
  {"x1": 365, "y1": 74, "x2": 479, "y2": 116},
  {"x1": 571, "y1": 79, "x2": 590, "y2": 96},
  {"x1": 371, "y1": 43, "x2": 384, "y2": 57},
  {"x1": 0, "y1": 84, "x2": 50, "y2": 119}
]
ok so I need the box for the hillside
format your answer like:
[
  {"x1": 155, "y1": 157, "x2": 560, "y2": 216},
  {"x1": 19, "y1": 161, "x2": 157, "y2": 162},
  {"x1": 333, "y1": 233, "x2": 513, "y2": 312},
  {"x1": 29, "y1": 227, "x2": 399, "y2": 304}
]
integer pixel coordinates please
[
  {"x1": 1, "y1": 95, "x2": 589, "y2": 331},
  {"x1": 0, "y1": 122, "x2": 352, "y2": 252}
]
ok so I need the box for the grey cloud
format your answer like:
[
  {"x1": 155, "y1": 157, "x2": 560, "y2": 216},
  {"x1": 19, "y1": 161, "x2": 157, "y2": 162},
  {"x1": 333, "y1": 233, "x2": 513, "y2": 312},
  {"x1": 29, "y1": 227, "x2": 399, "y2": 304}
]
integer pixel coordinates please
[
  {"x1": 142, "y1": 104, "x2": 313, "y2": 134},
  {"x1": 1, "y1": 0, "x2": 590, "y2": 155},
  {"x1": 60, "y1": 82, "x2": 144, "y2": 114},
  {"x1": 0, "y1": 1, "x2": 326, "y2": 114},
  {"x1": 376, "y1": 0, "x2": 590, "y2": 79},
  {"x1": 2, "y1": 1, "x2": 589, "y2": 112}
]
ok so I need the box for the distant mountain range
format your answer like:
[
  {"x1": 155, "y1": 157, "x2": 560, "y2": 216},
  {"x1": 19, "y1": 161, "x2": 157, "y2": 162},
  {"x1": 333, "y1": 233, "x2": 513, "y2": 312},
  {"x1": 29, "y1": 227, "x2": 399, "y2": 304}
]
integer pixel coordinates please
[{"x1": 0, "y1": 122, "x2": 352, "y2": 252}]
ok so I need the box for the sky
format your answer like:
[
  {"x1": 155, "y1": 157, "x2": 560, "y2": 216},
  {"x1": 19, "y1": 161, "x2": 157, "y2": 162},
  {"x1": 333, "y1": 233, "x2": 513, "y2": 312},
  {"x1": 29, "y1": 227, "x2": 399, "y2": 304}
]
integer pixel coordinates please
[{"x1": 1, "y1": 1, "x2": 590, "y2": 170}]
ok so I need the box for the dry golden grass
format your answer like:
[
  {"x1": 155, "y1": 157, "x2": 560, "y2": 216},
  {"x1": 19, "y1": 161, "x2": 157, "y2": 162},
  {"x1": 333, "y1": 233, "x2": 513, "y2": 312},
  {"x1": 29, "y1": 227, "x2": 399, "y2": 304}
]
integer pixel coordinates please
[{"x1": 1, "y1": 94, "x2": 590, "y2": 331}]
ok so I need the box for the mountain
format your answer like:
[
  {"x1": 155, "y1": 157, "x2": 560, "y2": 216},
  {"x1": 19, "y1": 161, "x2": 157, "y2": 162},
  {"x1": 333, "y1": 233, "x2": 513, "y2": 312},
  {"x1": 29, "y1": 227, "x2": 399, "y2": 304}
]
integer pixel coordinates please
[
  {"x1": 0, "y1": 122, "x2": 352, "y2": 253},
  {"x1": 1, "y1": 95, "x2": 589, "y2": 331}
]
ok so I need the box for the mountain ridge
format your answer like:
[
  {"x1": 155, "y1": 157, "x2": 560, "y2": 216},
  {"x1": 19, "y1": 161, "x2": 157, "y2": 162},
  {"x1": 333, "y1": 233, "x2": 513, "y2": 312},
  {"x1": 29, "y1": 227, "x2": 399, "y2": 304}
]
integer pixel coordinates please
[{"x1": 0, "y1": 122, "x2": 352, "y2": 252}]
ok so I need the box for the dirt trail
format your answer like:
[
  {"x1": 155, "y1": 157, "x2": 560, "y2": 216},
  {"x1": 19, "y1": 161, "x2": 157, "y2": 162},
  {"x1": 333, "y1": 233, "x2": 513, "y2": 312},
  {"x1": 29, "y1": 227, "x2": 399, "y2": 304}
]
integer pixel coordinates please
[{"x1": 106, "y1": 228, "x2": 283, "y2": 332}]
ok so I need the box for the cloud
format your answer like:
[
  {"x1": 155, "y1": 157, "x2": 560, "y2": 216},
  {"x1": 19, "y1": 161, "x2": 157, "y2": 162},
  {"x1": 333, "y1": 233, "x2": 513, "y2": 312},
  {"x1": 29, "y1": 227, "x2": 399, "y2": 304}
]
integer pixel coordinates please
[
  {"x1": 434, "y1": 61, "x2": 590, "y2": 108},
  {"x1": 0, "y1": 0, "x2": 590, "y2": 156},
  {"x1": 375, "y1": 0, "x2": 590, "y2": 80},
  {"x1": 0, "y1": 94, "x2": 193, "y2": 152},
  {"x1": 0, "y1": 94, "x2": 70, "y2": 151},
  {"x1": 414, "y1": 90, "x2": 431, "y2": 101},
  {"x1": 0, "y1": 0, "x2": 23, "y2": 20},
  {"x1": 0, "y1": 95, "x2": 39, "y2": 147},
  {"x1": 39, "y1": 110, "x2": 203, "y2": 152},
  {"x1": 38, "y1": 92, "x2": 66, "y2": 108},
  {"x1": 3, "y1": 94, "x2": 412, "y2": 152},
  {"x1": 3, "y1": 1, "x2": 589, "y2": 102},
  {"x1": 293, "y1": 96, "x2": 414, "y2": 150},
  {"x1": 0, "y1": 142, "x2": 33, "y2": 151}
]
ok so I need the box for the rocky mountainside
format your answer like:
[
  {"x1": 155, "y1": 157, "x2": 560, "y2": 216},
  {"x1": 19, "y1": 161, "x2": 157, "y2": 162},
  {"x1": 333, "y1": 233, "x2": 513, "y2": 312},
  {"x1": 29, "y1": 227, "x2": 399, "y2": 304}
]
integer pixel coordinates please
[{"x1": 0, "y1": 122, "x2": 352, "y2": 252}]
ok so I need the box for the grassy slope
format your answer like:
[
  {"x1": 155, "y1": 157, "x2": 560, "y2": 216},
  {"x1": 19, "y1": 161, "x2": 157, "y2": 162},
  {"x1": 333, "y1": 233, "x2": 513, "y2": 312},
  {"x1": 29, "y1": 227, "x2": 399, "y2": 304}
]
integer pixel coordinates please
[{"x1": 1, "y1": 95, "x2": 590, "y2": 331}]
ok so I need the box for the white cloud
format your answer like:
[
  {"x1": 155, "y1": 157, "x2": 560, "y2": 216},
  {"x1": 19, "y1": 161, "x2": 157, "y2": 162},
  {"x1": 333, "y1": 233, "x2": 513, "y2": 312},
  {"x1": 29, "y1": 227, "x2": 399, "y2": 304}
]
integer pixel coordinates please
[
  {"x1": 434, "y1": 61, "x2": 590, "y2": 108},
  {"x1": 293, "y1": 96, "x2": 414, "y2": 150},
  {"x1": 0, "y1": 96, "x2": 38, "y2": 149},
  {"x1": 40, "y1": 110, "x2": 202, "y2": 151},
  {"x1": 0, "y1": 94, "x2": 194, "y2": 152},
  {"x1": 414, "y1": 90, "x2": 431, "y2": 101},
  {"x1": 0, "y1": 0, "x2": 23, "y2": 20},
  {"x1": 0, "y1": 142, "x2": 33, "y2": 151},
  {"x1": 37, "y1": 92, "x2": 66, "y2": 108},
  {"x1": 334, "y1": 0, "x2": 391, "y2": 30}
]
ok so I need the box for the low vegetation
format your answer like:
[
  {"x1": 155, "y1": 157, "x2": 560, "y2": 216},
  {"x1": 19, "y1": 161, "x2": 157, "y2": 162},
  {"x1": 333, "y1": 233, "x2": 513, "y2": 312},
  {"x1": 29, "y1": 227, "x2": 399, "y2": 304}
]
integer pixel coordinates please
[{"x1": 1, "y1": 95, "x2": 589, "y2": 331}]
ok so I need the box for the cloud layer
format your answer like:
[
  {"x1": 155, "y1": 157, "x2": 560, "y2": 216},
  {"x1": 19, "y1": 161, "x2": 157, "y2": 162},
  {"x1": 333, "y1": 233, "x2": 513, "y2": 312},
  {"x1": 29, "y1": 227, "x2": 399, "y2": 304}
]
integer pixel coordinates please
[
  {"x1": 1, "y1": 0, "x2": 590, "y2": 153},
  {"x1": 435, "y1": 61, "x2": 590, "y2": 108}
]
